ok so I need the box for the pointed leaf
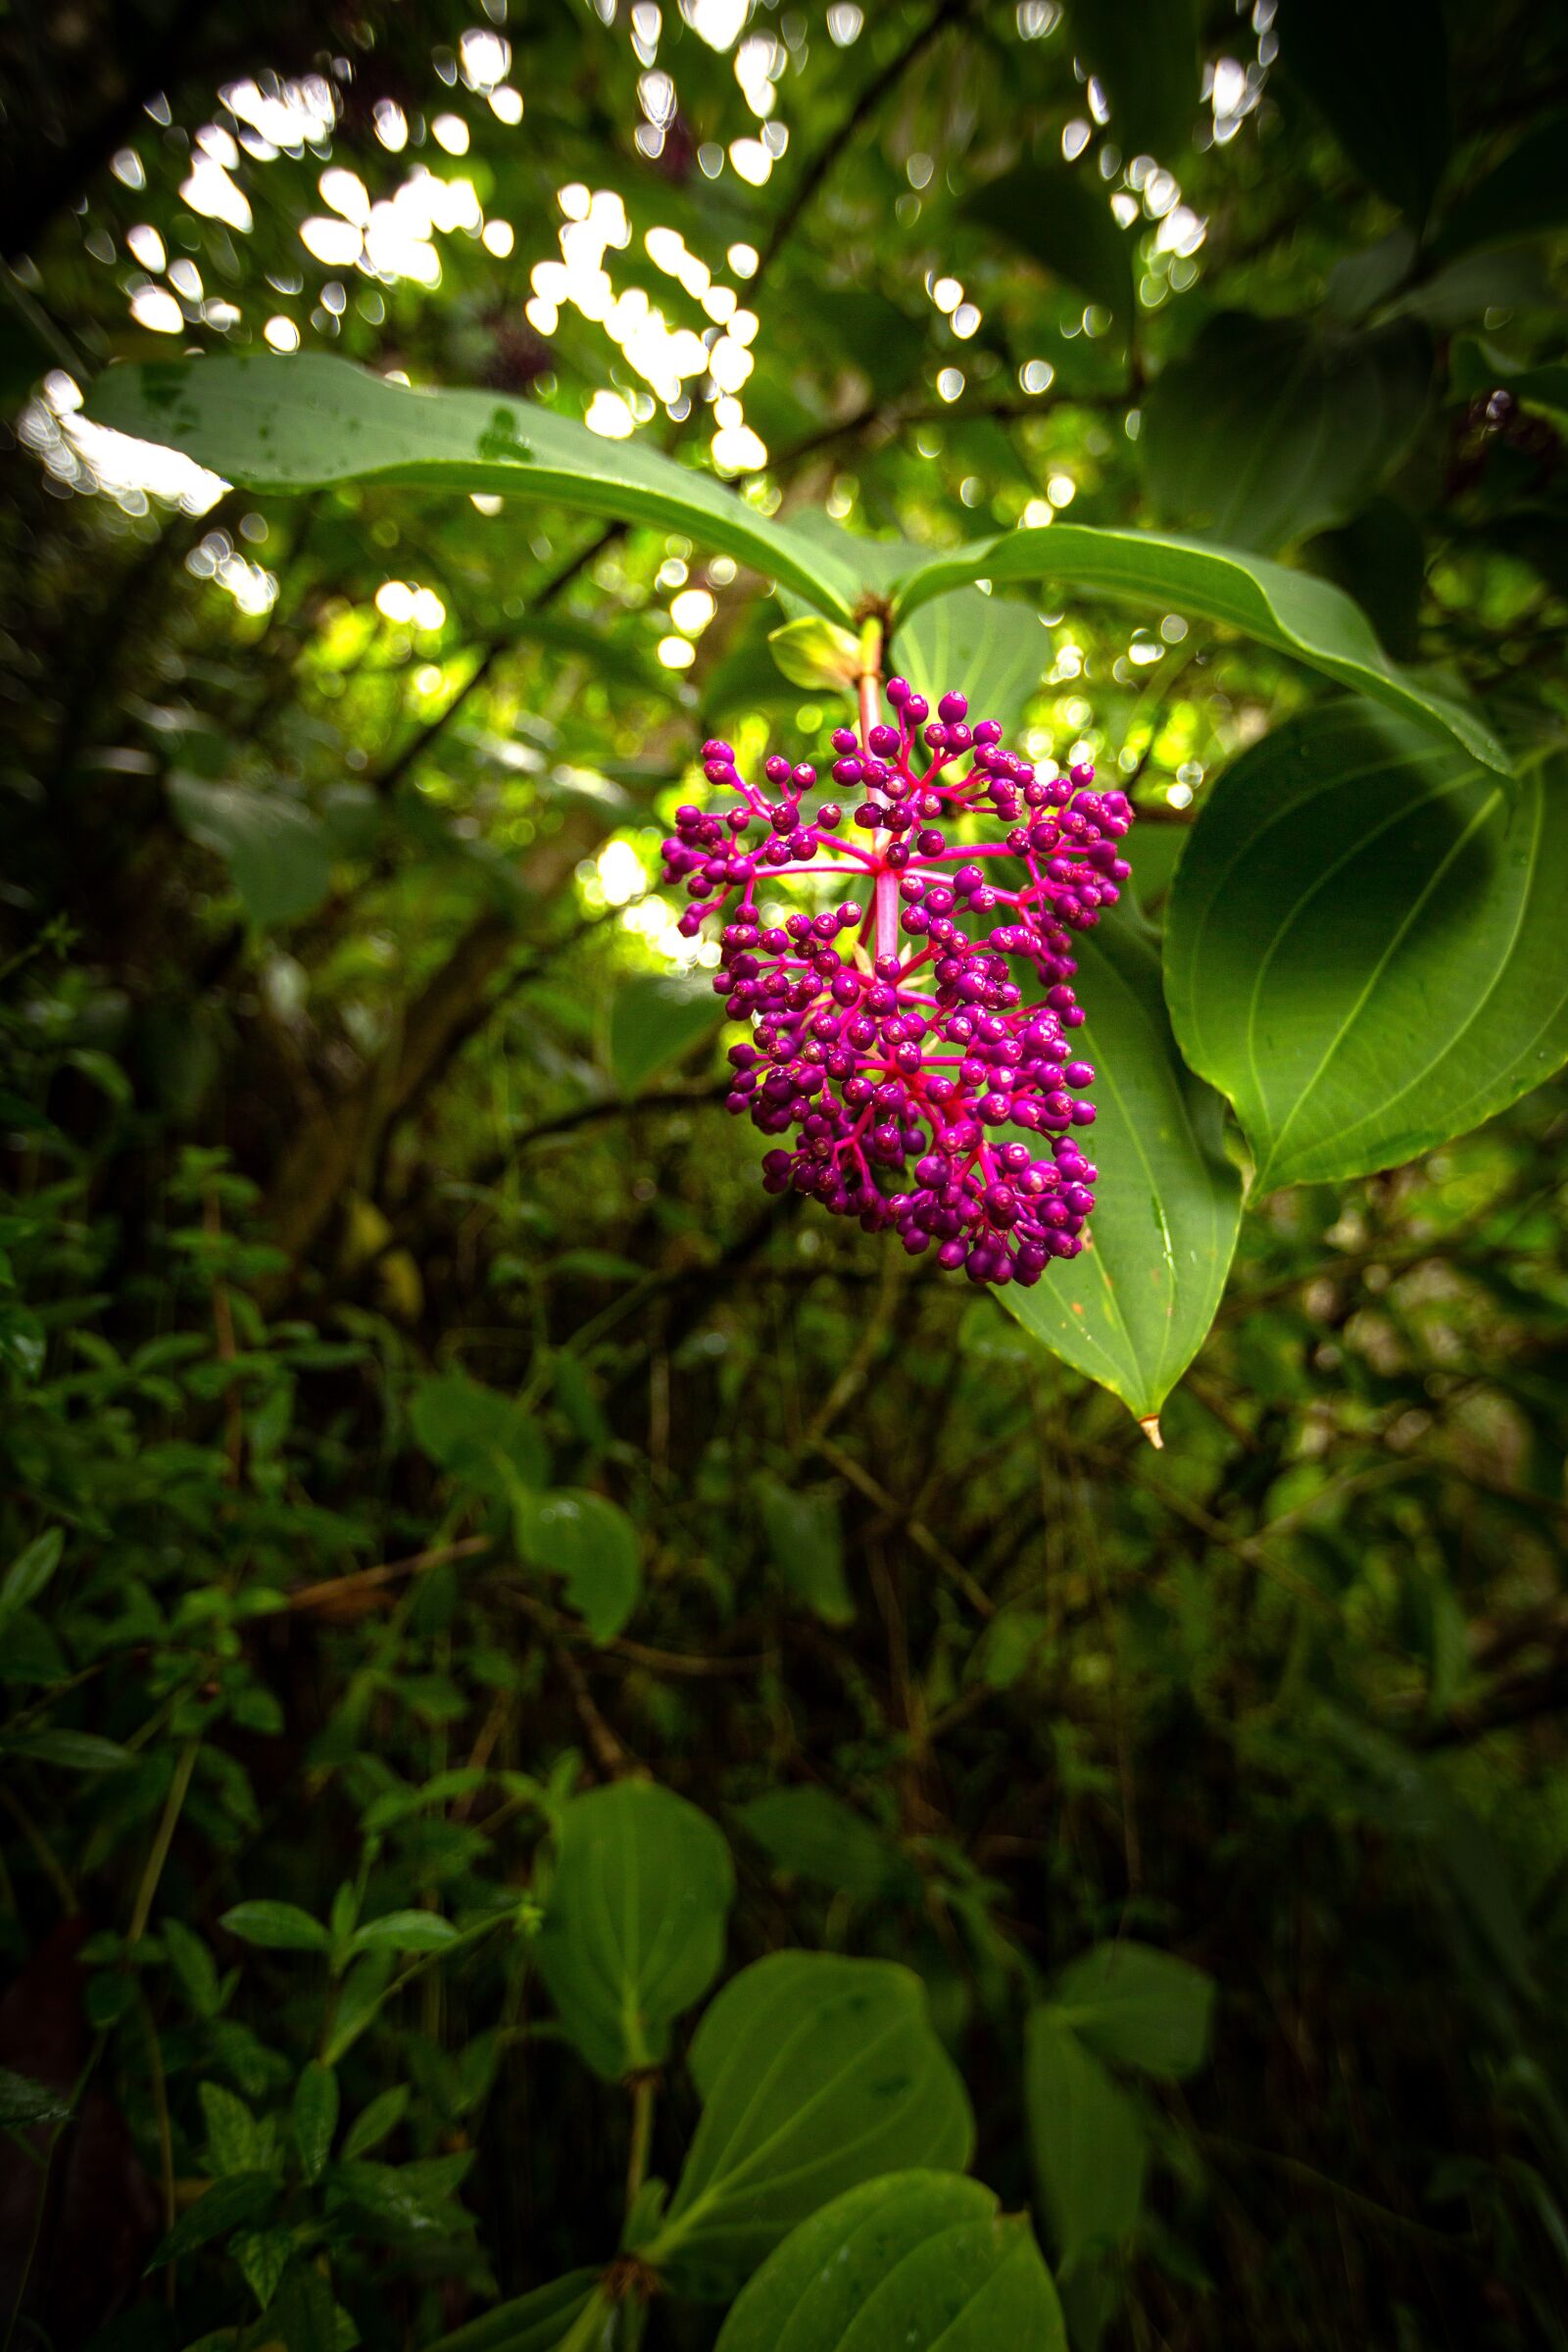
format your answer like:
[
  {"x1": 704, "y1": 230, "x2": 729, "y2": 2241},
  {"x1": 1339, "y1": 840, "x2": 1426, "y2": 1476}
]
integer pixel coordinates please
[
  {"x1": 220, "y1": 1901, "x2": 331, "y2": 1953},
  {"x1": 886, "y1": 525, "x2": 1507, "y2": 771},
  {"x1": 1025, "y1": 2012, "x2": 1147, "y2": 2272},
  {"x1": 1162, "y1": 706, "x2": 1568, "y2": 1190},
  {"x1": 533, "y1": 1779, "x2": 734, "y2": 2082},
  {"x1": 86, "y1": 355, "x2": 862, "y2": 620},
  {"x1": 716, "y1": 2172, "x2": 1067, "y2": 2352},
  {"x1": 998, "y1": 904, "x2": 1242, "y2": 1426}
]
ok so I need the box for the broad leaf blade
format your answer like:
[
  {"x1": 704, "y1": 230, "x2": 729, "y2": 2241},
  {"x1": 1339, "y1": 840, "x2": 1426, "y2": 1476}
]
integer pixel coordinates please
[
  {"x1": 651, "y1": 1951, "x2": 974, "y2": 2298},
  {"x1": 999, "y1": 904, "x2": 1242, "y2": 1427},
  {"x1": 533, "y1": 1780, "x2": 734, "y2": 2082},
  {"x1": 716, "y1": 2172, "x2": 1066, "y2": 2352},
  {"x1": 86, "y1": 355, "x2": 861, "y2": 620},
  {"x1": 1025, "y1": 2012, "x2": 1147, "y2": 2273},
  {"x1": 886, "y1": 524, "x2": 1508, "y2": 773},
  {"x1": 1051, "y1": 1942, "x2": 1215, "y2": 2080},
  {"x1": 1162, "y1": 707, "x2": 1568, "y2": 1190}
]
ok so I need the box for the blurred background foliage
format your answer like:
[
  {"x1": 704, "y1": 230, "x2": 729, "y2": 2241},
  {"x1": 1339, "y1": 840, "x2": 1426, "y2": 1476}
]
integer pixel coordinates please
[{"x1": 3, "y1": 0, "x2": 1568, "y2": 2346}]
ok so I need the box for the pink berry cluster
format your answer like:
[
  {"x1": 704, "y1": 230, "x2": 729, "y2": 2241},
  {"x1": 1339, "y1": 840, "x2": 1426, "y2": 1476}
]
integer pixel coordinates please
[{"x1": 662, "y1": 678, "x2": 1134, "y2": 1285}]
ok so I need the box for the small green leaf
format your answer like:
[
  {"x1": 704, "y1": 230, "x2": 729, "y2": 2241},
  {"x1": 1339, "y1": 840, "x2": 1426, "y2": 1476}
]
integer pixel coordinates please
[
  {"x1": 341, "y1": 2083, "x2": 410, "y2": 2161},
  {"x1": 513, "y1": 1488, "x2": 640, "y2": 1642},
  {"x1": 887, "y1": 524, "x2": 1507, "y2": 773},
  {"x1": 293, "y1": 2062, "x2": 339, "y2": 2182},
  {"x1": 86, "y1": 354, "x2": 863, "y2": 621},
  {"x1": 716, "y1": 2172, "x2": 1067, "y2": 2352},
  {"x1": 0, "y1": 1528, "x2": 63, "y2": 1624},
  {"x1": 649, "y1": 1952, "x2": 974, "y2": 2299},
  {"x1": 147, "y1": 2170, "x2": 278, "y2": 2267},
  {"x1": 1025, "y1": 2011, "x2": 1147, "y2": 2272},
  {"x1": 220, "y1": 1901, "x2": 332, "y2": 1953},
  {"x1": 534, "y1": 1779, "x2": 734, "y2": 2081},
  {"x1": 998, "y1": 902, "x2": 1242, "y2": 1428},
  {"x1": 756, "y1": 1475, "x2": 854, "y2": 1625},
  {"x1": 735, "y1": 1788, "x2": 915, "y2": 1900},
  {"x1": 348, "y1": 1910, "x2": 461, "y2": 1956},
  {"x1": 5, "y1": 1729, "x2": 134, "y2": 1772},
  {"x1": 0, "y1": 2066, "x2": 71, "y2": 2128},
  {"x1": 200, "y1": 2079, "x2": 265, "y2": 2174},
  {"x1": 766, "y1": 615, "x2": 863, "y2": 692},
  {"x1": 606, "y1": 969, "x2": 722, "y2": 1097},
  {"x1": 1163, "y1": 706, "x2": 1568, "y2": 1190},
  {"x1": 410, "y1": 1370, "x2": 549, "y2": 1498},
  {"x1": 1050, "y1": 1942, "x2": 1215, "y2": 2081}
]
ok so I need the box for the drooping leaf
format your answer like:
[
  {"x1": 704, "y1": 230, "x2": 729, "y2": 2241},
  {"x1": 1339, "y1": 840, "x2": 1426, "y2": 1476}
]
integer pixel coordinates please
[
  {"x1": 647, "y1": 1951, "x2": 973, "y2": 2298},
  {"x1": 533, "y1": 1779, "x2": 734, "y2": 2082},
  {"x1": 1050, "y1": 1942, "x2": 1215, "y2": 2081},
  {"x1": 422, "y1": 2272, "x2": 608, "y2": 2352},
  {"x1": 998, "y1": 903, "x2": 1243, "y2": 1430},
  {"x1": 1162, "y1": 706, "x2": 1568, "y2": 1190},
  {"x1": 1277, "y1": 0, "x2": 1450, "y2": 224},
  {"x1": 168, "y1": 773, "x2": 333, "y2": 927},
  {"x1": 1062, "y1": 0, "x2": 1200, "y2": 159},
  {"x1": 756, "y1": 1474, "x2": 854, "y2": 1625},
  {"x1": 716, "y1": 2171, "x2": 1067, "y2": 2352},
  {"x1": 513, "y1": 1488, "x2": 641, "y2": 1642},
  {"x1": 1025, "y1": 2011, "x2": 1148, "y2": 2273},
  {"x1": 886, "y1": 524, "x2": 1507, "y2": 773},
  {"x1": 1142, "y1": 312, "x2": 1432, "y2": 551},
  {"x1": 410, "y1": 1370, "x2": 549, "y2": 1498},
  {"x1": 963, "y1": 162, "x2": 1135, "y2": 320},
  {"x1": 86, "y1": 354, "x2": 863, "y2": 621},
  {"x1": 735, "y1": 1788, "x2": 915, "y2": 1900},
  {"x1": 606, "y1": 969, "x2": 723, "y2": 1097}
]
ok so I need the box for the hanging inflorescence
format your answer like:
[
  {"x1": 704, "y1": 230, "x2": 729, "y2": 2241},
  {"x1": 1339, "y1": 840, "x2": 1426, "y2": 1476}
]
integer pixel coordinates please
[{"x1": 662, "y1": 678, "x2": 1134, "y2": 1286}]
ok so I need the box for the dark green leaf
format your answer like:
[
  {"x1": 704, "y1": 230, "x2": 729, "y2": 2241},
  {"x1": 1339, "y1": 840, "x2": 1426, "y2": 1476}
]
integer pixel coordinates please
[
  {"x1": 1051, "y1": 1942, "x2": 1215, "y2": 2080},
  {"x1": 5, "y1": 1729, "x2": 134, "y2": 1772},
  {"x1": 148, "y1": 2170, "x2": 277, "y2": 2267},
  {"x1": 1162, "y1": 706, "x2": 1568, "y2": 1189},
  {"x1": 348, "y1": 1909, "x2": 461, "y2": 1956},
  {"x1": 1432, "y1": 112, "x2": 1568, "y2": 260},
  {"x1": 716, "y1": 2171, "x2": 1067, "y2": 2352},
  {"x1": 1062, "y1": 0, "x2": 1200, "y2": 159},
  {"x1": 534, "y1": 1778, "x2": 734, "y2": 2082},
  {"x1": 220, "y1": 1901, "x2": 331, "y2": 1953},
  {"x1": 998, "y1": 903, "x2": 1243, "y2": 1429},
  {"x1": 736, "y1": 1788, "x2": 914, "y2": 1900},
  {"x1": 422, "y1": 2273, "x2": 608, "y2": 2352},
  {"x1": 0, "y1": 2066, "x2": 70, "y2": 2128},
  {"x1": 648, "y1": 1952, "x2": 974, "y2": 2298},
  {"x1": 1025, "y1": 2012, "x2": 1147, "y2": 2271},
  {"x1": 1277, "y1": 0, "x2": 1450, "y2": 223},
  {"x1": 888, "y1": 524, "x2": 1507, "y2": 773},
  {"x1": 513, "y1": 1487, "x2": 640, "y2": 1642},
  {"x1": 86, "y1": 355, "x2": 862, "y2": 621},
  {"x1": 341, "y1": 2084, "x2": 410, "y2": 2162},
  {"x1": 0, "y1": 1528, "x2": 63, "y2": 1623},
  {"x1": 963, "y1": 162, "x2": 1134, "y2": 320},
  {"x1": 410, "y1": 1370, "x2": 549, "y2": 1498},
  {"x1": 293, "y1": 2062, "x2": 338, "y2": 2183},
  {"x1": 1142, "y1": 313, "x2": 1431, "y2": 552},
  {"x1": 265, "y1": 2260, "x2": 339, "y2": 2352},
  {"x1": 168, "y1": 774, "x2": 332, "y2": 928},
  {"x1": 756, "y1": 1475, "x2": 854, "y2": 1625}
]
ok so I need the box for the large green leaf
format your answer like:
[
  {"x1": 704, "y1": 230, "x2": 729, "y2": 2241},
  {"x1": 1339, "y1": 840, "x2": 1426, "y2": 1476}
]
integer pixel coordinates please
[
  {"x1": 606, "y1": 970, "x2": 722, "y2": 1097},
  {"x1": 1142, "y1": 313, "x2": 1431, "y2": 552},
  {"x1": 1049, "y1": 1941, "x2": 1215, "y2": 2081},
  {"x1": 168, "y1": 773, "x2": 332, "y2": 927},
  {"x1": 885, "y1": 525, "x2": 1506, "y2": 772},
  {"x1": 715, "y1": 2172, "x2": 1067, "y2": 2352},
  {"x1": 86, "y1": 354, "x2": 862, "y2": 621},
  {"x1": 1025, "y1": 2012, "x2": 1147, "y2": 2274},
  {"x1": 963, "y1": 162, "x2": 1135, "y2": 320},
  {"x1": 1062, "y1": 0, "x2": 1200, "y2": 160},
  {"x1": 998, "y1": 904, "x2": 1243, "y2": 1432},
  {"x1": 533, "y1": 1779, "x2": 734, "y2": 2082},
  {"x1": 646, "y1": 1952, "x2": 974, "y2": 2298},
  {"x1": 423, "y1": 2271, "x2": 606, "y2": 2352},
  {"x1": 1277, "y1": 0, "x2": 1450, "y2": 225},
  {"x1": 513, "y1": 1488, "x2": 641, "y2": 1642},
  {"x1": 1162, "y1": 706, "x2": 1568, "y2": 1191}
]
